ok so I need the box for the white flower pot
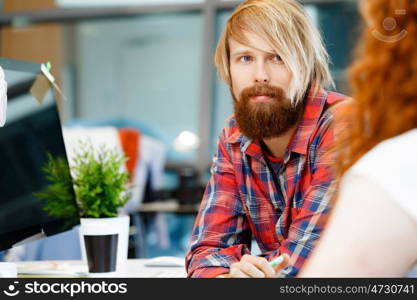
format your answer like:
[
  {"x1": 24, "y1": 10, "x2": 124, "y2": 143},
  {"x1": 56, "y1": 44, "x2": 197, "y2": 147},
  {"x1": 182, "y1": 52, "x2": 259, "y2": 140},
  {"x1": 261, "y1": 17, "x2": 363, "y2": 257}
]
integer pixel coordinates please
[{"x1": 79, "y1": 215, "x2": 130, "y2": 274}]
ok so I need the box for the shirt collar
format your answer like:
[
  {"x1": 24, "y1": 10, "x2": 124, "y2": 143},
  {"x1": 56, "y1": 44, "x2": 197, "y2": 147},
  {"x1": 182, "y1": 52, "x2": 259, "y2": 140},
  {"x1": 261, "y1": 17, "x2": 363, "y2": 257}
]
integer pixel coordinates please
[
  {"x1": 226, "y1": 86, "x2": 328, "y2": 162},
  {"x1": 287, "y1": 86, "x2": 327, "y2": 155}
]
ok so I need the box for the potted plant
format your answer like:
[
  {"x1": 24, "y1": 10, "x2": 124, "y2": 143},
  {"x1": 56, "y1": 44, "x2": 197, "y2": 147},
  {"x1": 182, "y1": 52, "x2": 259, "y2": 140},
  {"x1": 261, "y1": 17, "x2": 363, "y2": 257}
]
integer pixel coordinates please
[{"x1": 36, "y1": 142, "x2": 131, "y2": 274}]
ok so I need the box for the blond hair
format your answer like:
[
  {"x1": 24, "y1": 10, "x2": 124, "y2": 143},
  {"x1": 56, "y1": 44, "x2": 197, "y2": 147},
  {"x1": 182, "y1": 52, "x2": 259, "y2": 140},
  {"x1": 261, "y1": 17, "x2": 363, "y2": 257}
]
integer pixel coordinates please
[{"x1": 215, "y1": 0, "x2": 334, "y2": 105}]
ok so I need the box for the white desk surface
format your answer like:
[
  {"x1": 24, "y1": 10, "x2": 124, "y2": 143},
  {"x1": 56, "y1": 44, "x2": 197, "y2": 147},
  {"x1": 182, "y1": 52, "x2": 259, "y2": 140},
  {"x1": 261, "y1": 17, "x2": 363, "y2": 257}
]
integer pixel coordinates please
[{"x1": 16, "y1": 259, "x2": 187, "y2": 278}]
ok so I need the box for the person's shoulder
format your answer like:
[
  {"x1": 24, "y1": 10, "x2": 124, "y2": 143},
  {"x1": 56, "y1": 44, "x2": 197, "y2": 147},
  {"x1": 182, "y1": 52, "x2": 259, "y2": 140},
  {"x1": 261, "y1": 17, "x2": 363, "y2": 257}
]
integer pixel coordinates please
[
  {"x1": 323, "y1": 91, "x2": 352, "y2": 116},
  {"x1": 325, "y1": 91, "x2": 351, "y2": 106},
  {"x1": 220, "y1": 114, "x2": 242, "y2": 143},
  {"x1": 224, "y1": 114, "x2": 236, "y2": 128},
  {"x1": 315, "y1": 90, "x2": 352, "y2": 134},
  {"x1": 223, "y1": 114, "x2": 238, "y2": 135},
  {"x1": 350, "y1": 128, "x2": 417, "y2": 177},
  {"x1": 378, "y1": 128, "x2": 417, "y2": 151},
  {"x1": 312, "y1": 90, "x2": 351, "y2": 137},
  {"x1": 347, "y1": 129, "x2": 417, "y2": 222}
]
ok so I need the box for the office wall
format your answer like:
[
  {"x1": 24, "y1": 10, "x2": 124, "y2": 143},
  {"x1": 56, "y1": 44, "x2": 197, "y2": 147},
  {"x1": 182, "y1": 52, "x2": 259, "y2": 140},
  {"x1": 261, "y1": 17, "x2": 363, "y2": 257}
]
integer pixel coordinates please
[{"x1": 0, "y1": 0, "x2": 63, "y2": 85}]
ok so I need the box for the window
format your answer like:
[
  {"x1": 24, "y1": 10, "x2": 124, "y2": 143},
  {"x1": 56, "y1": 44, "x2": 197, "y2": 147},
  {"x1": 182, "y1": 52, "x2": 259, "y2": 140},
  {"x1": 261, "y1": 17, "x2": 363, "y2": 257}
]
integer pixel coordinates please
[{"x1": 75, "y1": 13, "x2": 203, "y2": 161}]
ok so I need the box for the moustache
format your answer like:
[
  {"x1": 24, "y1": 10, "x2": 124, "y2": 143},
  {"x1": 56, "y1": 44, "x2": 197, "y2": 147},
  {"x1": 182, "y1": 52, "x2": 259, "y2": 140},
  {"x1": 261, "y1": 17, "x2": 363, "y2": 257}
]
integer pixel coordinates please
[{"x1": 239, "y1": 84, "x2": 286, "y2": 102}]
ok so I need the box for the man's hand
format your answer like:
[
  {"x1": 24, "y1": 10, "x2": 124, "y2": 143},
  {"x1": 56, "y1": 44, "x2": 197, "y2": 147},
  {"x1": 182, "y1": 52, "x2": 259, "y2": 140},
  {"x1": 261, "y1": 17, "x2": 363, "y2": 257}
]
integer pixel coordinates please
[{"x1": 217, "y1": 253, "x2": 290, "y2": 278}]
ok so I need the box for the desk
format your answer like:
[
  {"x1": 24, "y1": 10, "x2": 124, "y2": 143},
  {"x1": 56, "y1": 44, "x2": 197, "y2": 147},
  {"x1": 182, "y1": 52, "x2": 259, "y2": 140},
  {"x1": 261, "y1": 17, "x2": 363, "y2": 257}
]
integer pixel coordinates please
[{"x1": 16, "y1": 259, "x2": 187, "y2": 278}]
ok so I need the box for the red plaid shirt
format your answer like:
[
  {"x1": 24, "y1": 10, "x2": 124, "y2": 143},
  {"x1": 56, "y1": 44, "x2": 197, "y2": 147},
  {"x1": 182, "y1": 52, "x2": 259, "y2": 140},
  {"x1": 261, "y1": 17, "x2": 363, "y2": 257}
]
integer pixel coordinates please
[{"x1": 186, "y1": 87, "x2": 347, "y2": 278}]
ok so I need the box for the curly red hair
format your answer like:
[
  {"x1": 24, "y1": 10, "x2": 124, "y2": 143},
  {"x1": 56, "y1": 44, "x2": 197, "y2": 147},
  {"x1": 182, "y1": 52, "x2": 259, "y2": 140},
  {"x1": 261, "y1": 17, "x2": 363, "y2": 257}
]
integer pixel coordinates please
[{"x1": 338, "y1": 0, "x2": 417, "y2": 175}]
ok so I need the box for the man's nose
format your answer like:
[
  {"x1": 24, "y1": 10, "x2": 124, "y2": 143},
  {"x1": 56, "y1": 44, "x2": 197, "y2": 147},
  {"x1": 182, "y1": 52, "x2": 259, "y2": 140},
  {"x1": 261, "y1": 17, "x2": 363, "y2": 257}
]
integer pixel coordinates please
[{"x1": 254, "y1": 62, "x2": 270, "y2": 84}]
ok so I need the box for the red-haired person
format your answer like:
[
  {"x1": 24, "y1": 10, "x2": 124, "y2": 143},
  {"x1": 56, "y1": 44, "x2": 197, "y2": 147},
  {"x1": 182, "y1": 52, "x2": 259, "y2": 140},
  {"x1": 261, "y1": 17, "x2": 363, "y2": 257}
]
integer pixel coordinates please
[{"x1": 301, "y1": 0, "x2": 417, "y2": 277}]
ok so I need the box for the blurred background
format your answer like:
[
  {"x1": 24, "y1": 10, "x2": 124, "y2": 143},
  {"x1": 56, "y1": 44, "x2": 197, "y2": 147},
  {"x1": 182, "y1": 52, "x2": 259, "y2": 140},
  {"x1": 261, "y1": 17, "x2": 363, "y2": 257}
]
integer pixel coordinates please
[{"x1": 0, "y1": 0, "x2": 360, "y2": 261}]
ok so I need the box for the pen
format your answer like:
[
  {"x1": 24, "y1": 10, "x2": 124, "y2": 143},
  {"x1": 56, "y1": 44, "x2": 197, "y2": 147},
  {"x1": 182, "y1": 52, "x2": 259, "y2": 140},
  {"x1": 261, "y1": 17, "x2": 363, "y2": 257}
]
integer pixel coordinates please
[{"x1": 269, "y1": 255, "x2": 284, "y2": 268}]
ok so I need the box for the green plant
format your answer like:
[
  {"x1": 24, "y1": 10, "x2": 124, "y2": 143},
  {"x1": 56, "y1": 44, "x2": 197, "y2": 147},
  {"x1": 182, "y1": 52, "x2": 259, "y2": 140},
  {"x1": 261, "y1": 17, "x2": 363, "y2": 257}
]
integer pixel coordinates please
[
  {"x1": 72, "y1": 142, "x2": 130, "y2": 218},
  {"x1": 35, "y1": 153, "x2": 79, "y2": 224},
  {"x1": 36, "y1": 142, "x2": 130, "y2": 219}
]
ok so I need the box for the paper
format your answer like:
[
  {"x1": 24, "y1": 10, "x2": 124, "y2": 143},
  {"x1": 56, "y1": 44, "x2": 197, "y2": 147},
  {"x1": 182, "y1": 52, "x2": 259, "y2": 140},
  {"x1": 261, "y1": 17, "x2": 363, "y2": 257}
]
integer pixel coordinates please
[
  {"x1": 144, "y1": 256, "x2": 185, "y2": 267},
  {"x1": 0, "y1": 65, "x2": 7, "y2": 127},
  {"x1": 30, "y1": 62, "x2": 67, "y2": 105},
  {"x1": 30, "y1": 73, "x2": 51, "y2": 105},
  {"x1": 17, "y1": 261, "x2": 88, "y2": 276}
]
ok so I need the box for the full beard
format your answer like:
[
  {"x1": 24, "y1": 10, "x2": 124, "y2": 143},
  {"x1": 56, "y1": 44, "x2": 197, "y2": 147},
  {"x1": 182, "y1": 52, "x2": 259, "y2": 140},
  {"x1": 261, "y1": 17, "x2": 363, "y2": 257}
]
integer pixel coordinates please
[{"x1": 233, "y1": 84, "x2": 304, "y2": 140}]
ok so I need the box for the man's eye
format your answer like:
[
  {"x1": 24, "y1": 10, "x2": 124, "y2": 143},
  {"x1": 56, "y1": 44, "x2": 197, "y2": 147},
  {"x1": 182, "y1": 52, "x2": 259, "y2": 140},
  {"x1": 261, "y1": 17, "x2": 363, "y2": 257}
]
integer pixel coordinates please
[
  {"x1": 239, "y1": 56, "x2": 252, "y2": 63},
  {"x1": 272, "y1": 55, "x2": 283, "y2": 62}
]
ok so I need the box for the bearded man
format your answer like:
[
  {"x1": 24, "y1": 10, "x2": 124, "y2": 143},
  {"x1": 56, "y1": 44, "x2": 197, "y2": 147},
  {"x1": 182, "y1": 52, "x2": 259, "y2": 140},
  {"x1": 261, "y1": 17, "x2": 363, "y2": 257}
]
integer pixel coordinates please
[{"x1": 185, "y1": 0, "x2": 348, "y2": 278}]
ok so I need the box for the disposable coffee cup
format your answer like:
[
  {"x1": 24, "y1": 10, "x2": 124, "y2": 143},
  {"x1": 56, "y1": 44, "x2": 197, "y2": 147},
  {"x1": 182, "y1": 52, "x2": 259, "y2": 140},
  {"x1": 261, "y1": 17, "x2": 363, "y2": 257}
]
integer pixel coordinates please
[
  {"x1": 84, "y1": 234, "x2": 118, "y2": 273},
  {"x1": 80, "y1": 223, "x2": 118, "y2": 274}
]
